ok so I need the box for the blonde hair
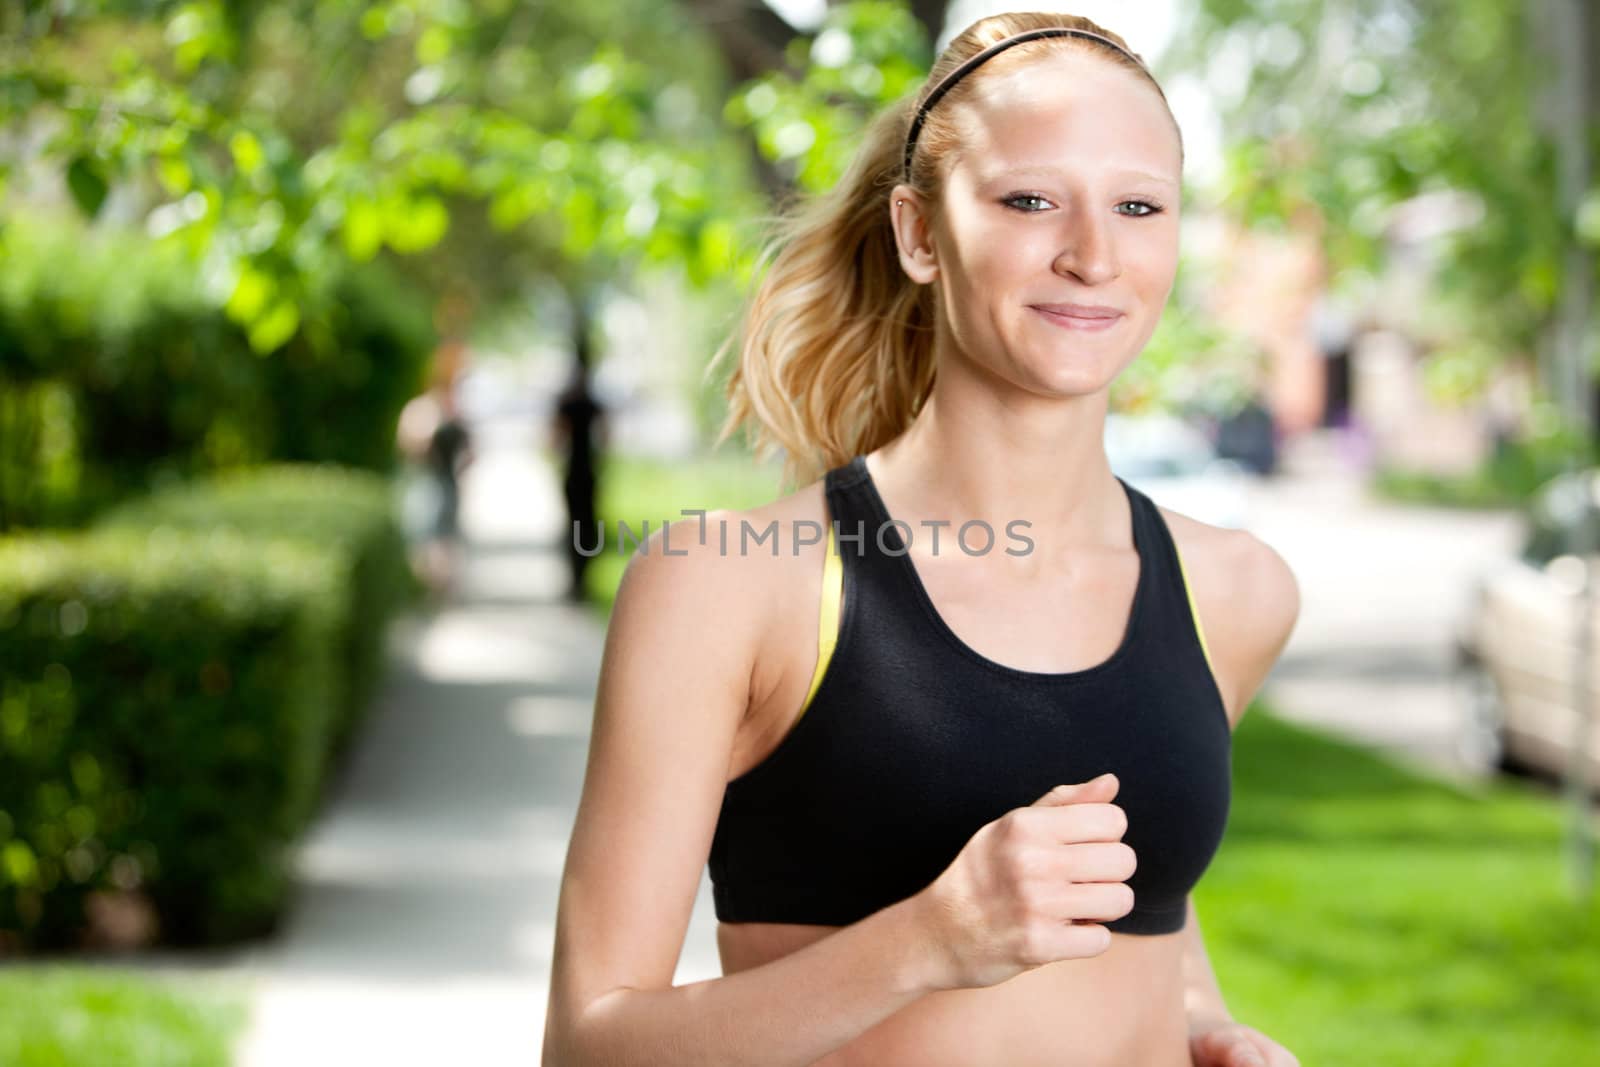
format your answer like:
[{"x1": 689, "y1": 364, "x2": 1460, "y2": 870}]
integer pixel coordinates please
[{"x1": 709, "y1": 11, "x2": 1180, "y2": 490}]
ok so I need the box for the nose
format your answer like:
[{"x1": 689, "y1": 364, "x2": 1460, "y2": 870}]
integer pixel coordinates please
[{"x1": 1051, "y1": 205, "x2": 1121, "y2": 286}]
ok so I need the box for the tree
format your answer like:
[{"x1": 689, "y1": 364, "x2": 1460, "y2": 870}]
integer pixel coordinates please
[
  {"x1": 0, "y1": 0, "x2": 771, "y2": 349},
  {"x1": 1163, "y1": 0, "x2": 1599, "y2": 432}
]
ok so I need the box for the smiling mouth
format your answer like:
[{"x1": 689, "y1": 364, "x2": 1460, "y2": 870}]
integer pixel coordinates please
[{"x1": 1030, "y1": 306, "x2": 1124, "y2": 332}]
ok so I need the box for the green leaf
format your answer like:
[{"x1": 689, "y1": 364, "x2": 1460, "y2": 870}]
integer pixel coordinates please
[
  {"x1": 342, "y1": 199, "x2": 384, "y2": 261},
  {"x1": 229, "y1": 130, "x2": 264, "y2": 177},
  {"x1": 156, "y1": 153, "x2": 193, "y2": 196},
  {"x1": 383, "y1": 194, "x2": 449, "y2": 253},
  {"x1": 247, "y1": 300, "x2": 301, "y2": 354},
  {"x1": 65, "y1": 156, "x2": 109, "y2": 219},
  {"x1": 225, "y1": 262, "x2": 275, "y2": 322},
  {"x1": 696, "y1": 217, "x2": 736, "y2": 277}
]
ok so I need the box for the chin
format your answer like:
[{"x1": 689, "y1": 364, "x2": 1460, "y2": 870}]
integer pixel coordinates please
[
  {"x1": 1025, "y1": 365, "x2": 1114, "y2": 399},
  {"x1": 1030, "y1": 345, "x2": 1124, "y2": 388}
]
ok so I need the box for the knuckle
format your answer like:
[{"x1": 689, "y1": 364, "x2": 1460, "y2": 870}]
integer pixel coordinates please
[
  {"x1": 1108, "y1": 804, "x2": 1128, "y2": 837},
  {"x1": 998, "y1": 809, "x2": 1027, "y2": 842},
  {"x1": 1004, "y1": 845, "x2": 1042, "y2": 885},
  {"x1": 1015, "y1": 921, "x2": 1051, "y2": 965},
  {"x1": 1011, "y1": 929, "x2": 1037, "y2": 965}
]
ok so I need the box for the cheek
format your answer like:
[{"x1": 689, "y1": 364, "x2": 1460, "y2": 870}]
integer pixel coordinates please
[
  {"x1": 946, "y1": 233, "x2": 1050, "y2": 319},
  {"x1": 1131, "y1": 228, "x2": 1181, "y2": 292}
]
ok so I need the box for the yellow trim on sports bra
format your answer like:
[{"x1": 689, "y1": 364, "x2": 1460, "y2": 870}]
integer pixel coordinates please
[
  {"x1": 1172, "y1": 541, "x2": 1218, "y2": 680},
  {"x1": 798, "y1": 522, "x2": 1218, "y2": 714},
  {"x1": 798, "y1": 523, "x2": 843, "y2": 719}
]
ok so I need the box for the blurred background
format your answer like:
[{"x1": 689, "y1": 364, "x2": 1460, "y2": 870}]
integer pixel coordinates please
[{"x1": 2, "y1": 0, "x2": 1598, "y2": 1063}]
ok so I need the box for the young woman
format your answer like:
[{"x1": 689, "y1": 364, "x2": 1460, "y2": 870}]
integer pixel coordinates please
[{"x1": 544, "y1": 12, "x2": 1302, "y2": 1066}]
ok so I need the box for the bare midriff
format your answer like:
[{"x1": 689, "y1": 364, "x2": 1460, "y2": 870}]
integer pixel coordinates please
[{"x1": 716, "y1": 920, "x2": 1193, "y2": 1067}]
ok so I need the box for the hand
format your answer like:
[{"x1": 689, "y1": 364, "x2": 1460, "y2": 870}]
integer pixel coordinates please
[
  {"x1": 1188, "y1": 1015, "x2": 1301, "y2": 1067},
  {"x1": 910, "y1": 773, "x2": 1136, "y2": 991}
]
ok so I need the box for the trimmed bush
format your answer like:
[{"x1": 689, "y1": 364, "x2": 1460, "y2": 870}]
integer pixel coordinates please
[
  {"x1": 93, "y1": 463, "x2": 419, "y2": 760},
  {"x1": 0, "y1": 528, "x2": 343, "y2": 949}
]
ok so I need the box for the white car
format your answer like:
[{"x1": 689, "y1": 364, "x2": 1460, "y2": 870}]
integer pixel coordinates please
[{"x1": 1454, "y1": 470, "x2": 1600, "y2": 793}]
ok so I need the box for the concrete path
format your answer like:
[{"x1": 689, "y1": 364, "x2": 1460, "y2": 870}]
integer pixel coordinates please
[
  {"x1": 220, "y1": 420, "x2": 1532, "y2": 1065},
  {"x1": 229, "y1": 415, "x2": 728, "y2": 1066}
]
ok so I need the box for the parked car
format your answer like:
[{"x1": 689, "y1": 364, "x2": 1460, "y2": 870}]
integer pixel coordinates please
[{"x1": 1454, "y1": 468, "x2": 1600, "y2": 793}]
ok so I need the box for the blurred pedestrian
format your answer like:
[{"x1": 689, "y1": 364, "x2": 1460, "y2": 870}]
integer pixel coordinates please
[
  {"x1": 398, "y1": 333, "x2": 476, "y2": 600},
  {"x1": 549, "y1": 292, "x2": 608, "y2": 603}
]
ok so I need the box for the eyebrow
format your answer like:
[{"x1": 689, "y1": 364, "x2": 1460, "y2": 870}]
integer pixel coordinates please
[{"x1": 981, "y1": 164, "x2": 1180, "y2": 188}]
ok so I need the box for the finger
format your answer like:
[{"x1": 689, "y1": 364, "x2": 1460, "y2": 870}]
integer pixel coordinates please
[
  {"x1": 1030, "y1": 773, "x2": 1119, "y2": 806},
  {"x1": 1231, "y1": 1041, "x2": 1267, "y2": 1067},
  {"x1": 1262, "y1": 1040, "x2": 1300, "y2": 1067},
  {"x1": 1021, "y1": 801, "x2": 1128, "y2": 844},
  {"x1": 1048, "y1": 840, "x2": 1138, "y2": 882},
  {"x1": 1046, "y1": 880, "x2": 1136, "y2": 922},
  {"x1": 1237, "y1": 1026, "x2": 1297, "y2": 1067},
  {"x1": 1190, "y1": 1029, "x2": 1240, "y2": 1067},
  {"x1": 1195, "y1": 1031, "x2": 1262, "y2": 1067}
]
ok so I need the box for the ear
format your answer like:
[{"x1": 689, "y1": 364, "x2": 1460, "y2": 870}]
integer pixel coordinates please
[{"x1": 890, "y1": 185, "x2": 939, "y2": 285}]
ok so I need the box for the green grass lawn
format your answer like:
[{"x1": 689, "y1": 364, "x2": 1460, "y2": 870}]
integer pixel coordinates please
[
  {"x1": 0, "y1": 964, "x2": 248, "y2": 1067},
  {"x1": 581, "y1": 449, "x2": 787, "y2": 613},
  {"x1": 1200, "y1": 705, "x2": 1600, "y2": 1066}
]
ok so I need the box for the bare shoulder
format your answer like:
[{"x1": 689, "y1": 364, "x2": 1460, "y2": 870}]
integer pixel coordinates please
[
  {"x1": 1156, "y1": 505, "x2": 1301, "y2": 730},
  {"x1": 544, "y1": 477, "x2": 833, "y2": 1031},
  {"x1": 616, "y1": 474, "x2": 833, "y2": 723}
]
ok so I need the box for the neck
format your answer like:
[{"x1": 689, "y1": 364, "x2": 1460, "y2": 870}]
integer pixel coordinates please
[{"x1": 870, "y1": 351, "x2": 1127, "y2": 559}]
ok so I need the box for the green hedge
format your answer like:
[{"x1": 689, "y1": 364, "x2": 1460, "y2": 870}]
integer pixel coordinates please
[
  {"x1": 0, "y1": 463, "x2": 417, "y2": 950},
  {"x1": 0, "y1": 528, "x2": 343, "y2": 949},
  {"x1": 94, "y1": 464, "x2": 419, "y2": 759}
]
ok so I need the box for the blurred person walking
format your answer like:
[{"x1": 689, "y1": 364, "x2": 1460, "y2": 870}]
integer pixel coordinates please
[
  {"x1": 550, "y1": 291, "x2": 608, "y2": 604},
  {"x1": 398, "y1": 323, "x2": 476, "y2": 600}
]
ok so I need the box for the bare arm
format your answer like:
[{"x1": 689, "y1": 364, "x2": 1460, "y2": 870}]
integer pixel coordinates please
[
  {"x1": 542, "y1": 511, "x2": 952, "y2": 1067},
  {"x1": 560, "y1": 896, "x2": 943, "y2": 1067},
  {"x1": 1180, "y1": 529, "x2": 1302, "y2": 1064}
]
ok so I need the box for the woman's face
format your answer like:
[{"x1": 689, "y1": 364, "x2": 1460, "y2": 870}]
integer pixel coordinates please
[{"x1": 893, "y1": 51, "x2": 1182, "y2": 398}]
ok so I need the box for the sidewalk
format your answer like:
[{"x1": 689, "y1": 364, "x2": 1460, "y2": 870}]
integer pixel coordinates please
[{"x1": 230, "y1": 416, "x2": 726, "y2": 1066}]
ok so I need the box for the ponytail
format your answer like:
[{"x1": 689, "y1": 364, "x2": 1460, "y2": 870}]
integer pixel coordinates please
[{"x1": 709, "y1": 95, "x2": 937, "y2": 491}]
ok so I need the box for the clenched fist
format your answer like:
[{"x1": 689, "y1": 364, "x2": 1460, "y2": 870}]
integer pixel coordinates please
[{"x1": 909, "y1": 772, "x2": 1137, "y2": 991}]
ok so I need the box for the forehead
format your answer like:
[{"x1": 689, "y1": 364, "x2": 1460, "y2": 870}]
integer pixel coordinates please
[{"x1": 947, "y1": 51, "x2": 1180, "y2": 184}]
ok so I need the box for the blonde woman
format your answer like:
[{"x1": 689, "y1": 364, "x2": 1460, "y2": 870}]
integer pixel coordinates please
[{"x1": 544, "y1": 11, "x2": 1302, "y2": 1066}]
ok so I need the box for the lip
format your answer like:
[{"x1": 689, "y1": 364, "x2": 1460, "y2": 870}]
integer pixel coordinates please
[{"x1": 1029, "y1": 303, "x2": 1125, "y2": 331}]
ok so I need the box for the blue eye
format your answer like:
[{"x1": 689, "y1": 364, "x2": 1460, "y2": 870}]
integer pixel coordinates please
[
  {"x1": 1120, "y1": 199, "x2": 1165, "y2": 217},
  {"x1": 1001, "y1": 194, "x2": 1167, "y2": 217},
  {"x1": 1003, "y1": 194, "x2": 1052, "y2": 212}
]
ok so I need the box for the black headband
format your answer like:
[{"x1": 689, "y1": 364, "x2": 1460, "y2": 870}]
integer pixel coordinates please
[{"x1": 901, "y1": 27, "x2": 1146, "y2": 179}]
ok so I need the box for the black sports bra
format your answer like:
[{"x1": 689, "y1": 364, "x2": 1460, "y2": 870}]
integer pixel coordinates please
[{"x1": 707, "y1": 455, "x2": 1232, "y2": 935}]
